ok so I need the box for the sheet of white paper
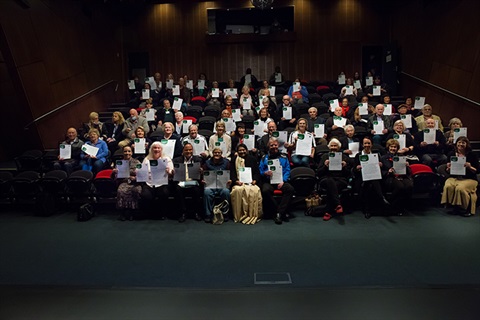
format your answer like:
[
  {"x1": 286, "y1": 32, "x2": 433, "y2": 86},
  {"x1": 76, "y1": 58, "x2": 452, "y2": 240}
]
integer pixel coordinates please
[
  {"x1": 392, "y1": 156, "x2": 407, "y2": 175},
  {"x1": 453, "y1": 128, "x2": 467, "y2": 142},
  {"x1": 243, "y1": 98, "x2": 252, "y2": 110},
  {"x1": 151, "y1": 159, "x2": 168, "y2": 186},
  {"x1": 394, "y1": 134, "x2": 406, "y2": 150},
  {"x1": 231, "y1": 109, "x2": 242, "y2": 122},
  {"x1": 222, "y1": 118, "x2": 236, "y2": 133},
  {"x1": 360, "y1": 153, "x2": 382, "y2": 181},
  {"x1": 214, "y1": 140, "x2": 227, "y2": 156},
  {"x1": 160, "y1": 139, "x2": 176, "y2": 159},
  {"x1": 329, "y1": 99, "x2": 340, "y2": 112},
  {"x1": 328, "y1": 152, "x2": 342, "y2": 171},
  {"x1": 373, "y1": 86, "x2": 381, "y2": 96},
  {"x1": 204, "y1": 170, "x2": 229, "y2": 189},
  {"x1": 273, "y1": 131, "x2": 288, "y2": 152},
  {"x1": 142, "y1": 89, "x2": 150, "y2": 100},
  {"x1": 135, "y1": 163, "x2": 148, "y2": 182},
  {"x1": 166, "y1": 80, "x2": 173, "y2": 89},
  {"x1": 423, "y1": 129, "x2": 435, "y2": 144},
  {"x1": 115, "y1": 160, "x2": 130, "y2": 179},
  {"x1": 349, "y1": 142, "x2": 359, "y2": 158},
  {"x1": 182, "y1": 120, "x2": 193, "y2": 133},
  {"x1": 282, "y1": 106, "x2": 292, "y2": 120},
  {"x1": 345, "y1": 85, "x2": 353, "y2": 95},
  {"x1": 338, "y1": 74, "x2": 346, "y2": 85},
  {"x1": 400, "y1": 114, "x2": 412, "y2": 128},
  {"x1": 128, "y1": 80, "x2": 135, "y2": 90},
  {"x1": 212, "y1": 88, "x2": 220, "y2": 98},
  {"x1": 268, "y1": 86, "x2": 276, "y2": 96},
  {"x1": 253, "y1": 120, "x2": 264, "y2": 137},
  {"x1": 383, "y1": 104, "x2": 392, "y2": 116},
  {"x1": 172, "y1": 85, "x2": 180, "y2": 96},
  {"x1": 258, "y1": 96, "x2": 266, "y2": 106},
  {"x1": 373, "y1": 120, "x2": 384, "y2": 134},
  {"x1": 82, "y1": 144, "x2": 99, "y2": 157},
  {"x1": 238, "y1": 167, "x2": 252, "y2": 184},
  {"x1": 59, "y1": 144, "x2": 71, "y2": 160},
  {"x1": 333, "y1": 117, "x2": 347, "y2": 128},
  {"x1": 270, "y1": 165, "x2": 283, "y2": 184},
  {"x1": 224, "y1": 88, "x2": 237, "y2": 97},
  {"x1": 275, "y1": 73, "x2": 282, "y2": 83},
  {"x1": 366, "y1": 77, "x2": 373, "y2": 86},
  {"x1": 354, "y1": 80, "x2": 361, "y2": 89},
  {"x1": 192, "y1": 139, "x2": 206, "y2": 156},
  {"x1": 245, "y1": 74, "x2": 252, "y2": 85},
  {"x1": 145, "y1": 108, "x2": 155, "y2": 121},
  {"x1": 146, "y1": 77, "x2": 156, "y2": 90},
  {"x1": 186, "y1": 80, "x2": 193, "y2": 90},
  {"x1": 134, "y1": 138, "x2": 146, "y2": 154},
  {"x1": 173, "y1": 97, "x2": 183, "y2": 110},
  {"x1": 293, "y1": 82, "x2": 301, "y2": 91},
  {"x1": 243, "y1": 134, "x2": 255, "y2": 150},
  {"x1": 314, "y1": 124, "x2": 325, "y2": 138},
  {"x1": 450, "y1": 156, "x2": 466, "y2": 176},
  {"x1": 198, "y1": 80, "x2": 205, "y2": 90},
  {"x1": 414, "y1": 96, "x2": 425, "y2": 110},
  {"x1": 358, "y1": 103, "x2": 368, "y2": 115},
  {"x1": 295, "y1": 133, "x2": 313, "y2": 156}
]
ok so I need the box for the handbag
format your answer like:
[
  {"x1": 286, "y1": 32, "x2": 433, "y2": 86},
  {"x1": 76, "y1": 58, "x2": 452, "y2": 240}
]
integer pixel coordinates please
[
  {"x1": 212, "y1": 200, "x2": 229, "y2": 225},
  {"x1": 305, "y1": 192, "x2": 324, "y2": 217},
  {"x1": 77, "y1": 203, "x2": 94, "y2": 222}
]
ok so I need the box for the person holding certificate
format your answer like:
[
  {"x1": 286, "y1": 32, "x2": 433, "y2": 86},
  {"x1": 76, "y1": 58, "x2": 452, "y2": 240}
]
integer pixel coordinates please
[
  {"x1": 230, "y1": 144, "x2": 263, "y2": 224},
  {"x1": 203, "y1": 148, "x2": 231, "y2": 223},
  {"x1": 139, "y1": 99, "x2": 157, "y2": 132},
  {"x1": 306, "y1": 107, "x2": 327, "y2": 144},
  {"x1": 381, "y1": 139, "x2": 413, "y2": 216},
  {"x1": 181, "y1": 124, "x2": 208, "y2": 159},
  {"x1": 240, "y1": 68, "x2": 259, "y2": 88},
  {"x1": 140, "y1": 142, "x2": 174, "y2": 220},
  {"x1": 353, "y1": 136, "x2": 389, "y2": 219},
  {"x1": 287, "y1": 78, "x2": 309, "y2": 104},
  {"x1": 259, "y1": 138, "x2": 294, "y2": 224},
  {"x1": 444, "y1": 117, "x2": 464, "y2": 153},
  {"x1": 113, "y1": 146, "x2": 142, "y2": 221},
  {"x1": 105, "y1": 111, "x2": 125, "y2": 154},
  {"x1": 119, "y1": 109, "x2": 150, "y2": 148},
  {"x1": 53, "y1": 127, "x2": 84, "y2": 175},
  {"x1": 325, "y1": 106, "x2": 351, "y2": 140},
  {"x1": 206, "y1": 80, "x2": 222, "y2": 107},
  {"x1": 385, "y1": 120, "x2": 415, "y2": 157},
  {"x1": 130, "y1": 126, "x2": 151, "y2": 161},
  {"x1": 257, "y1": 100, "x2": 276, "y2": 130},
  {"x1": 316, "y1": 138, "x2": 351, "y2": 221},
  {"x1": 209, "y1": 121, "x2": 232, "y2": 160},
  {"x1": 151, "y1": 122, "x2": 183, "y2": 159},
  {"x1": 82, "y1": 111, "x2": 107, "y2": 142},
  {"x1": 414, "y1": 104, "x2": 444, "y2": 132},
  {"x1": 390, "y1": 104, "x2": 418, "y2": 135},
  {"x1": 172, "y1": 143, "x2": 204, "y2": 222},
  {"x1": 276, "y1": 95, "x2": 297, "y2": 130},
  {"x1": 79, "y1": 128, "x2": 109, "y2": 175},
  {"x1": 156, "y1": 99, "x2": 176, "y2": 129},
  {"x1": 368, "y1": 104, "x2": 392, "y2": 146},
  {"x1": 413, "y1": 118, "x2": 447, "y2": 169},
  {"x1": 239, "y1": 85, "x2": 255, "y2": 116},
  {"x1": 441, "y1": 136, "x2": 479, "y2": 217},
  {"x1": 285, "y1": 118, "x2": 316, "y2": 167},
  {"x1": 339, "y1": 125, "x2": 360, "y2": 164}
]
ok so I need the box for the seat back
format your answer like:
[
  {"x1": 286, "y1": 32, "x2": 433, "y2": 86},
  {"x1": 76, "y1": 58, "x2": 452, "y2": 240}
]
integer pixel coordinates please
[
  {"x1": 15, "y1": 149, "x2": 44, "y2": 172},
  {"x1": 12, "y1": 171, "x2": 41, "y2": 198},
  {"x1": 290, "y1": 167, "x2": 317, "y2": 197},
  {"x1": 93, "y1": 169, "x2": 117, "y2": 199},
  {"x1": 198, "y1": 116, "x2": 217, "y2": 131},
  {"x1": 204, "y1": 105, "x2": 221, "y2": 119},
  {"x1": 65, "y1": 170, "x2": 94, "y2": 196},
  {"x1": 40, "y1": 170, "x2": 67, "y2": 193}
]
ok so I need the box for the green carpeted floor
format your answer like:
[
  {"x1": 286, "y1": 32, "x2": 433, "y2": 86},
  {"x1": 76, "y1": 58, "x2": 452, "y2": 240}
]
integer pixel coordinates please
[{"x1": 1, "y1": 205, "x2": 479, "y2": 289}]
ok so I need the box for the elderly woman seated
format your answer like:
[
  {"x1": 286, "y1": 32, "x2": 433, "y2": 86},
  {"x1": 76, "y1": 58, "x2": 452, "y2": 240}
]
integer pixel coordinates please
[{"x1": 79, "y1": 128, "x2": 109, "y2": 175}]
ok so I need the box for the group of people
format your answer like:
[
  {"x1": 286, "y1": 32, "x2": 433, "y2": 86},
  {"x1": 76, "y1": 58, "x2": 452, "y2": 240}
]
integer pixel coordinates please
[{"x1": 51, "y1": 70, "x2": 478, "y2": 222}]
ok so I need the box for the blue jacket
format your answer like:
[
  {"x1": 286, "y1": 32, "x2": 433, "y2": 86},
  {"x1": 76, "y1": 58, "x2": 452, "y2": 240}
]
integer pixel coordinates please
[
  {"x1": 287, "y1": 85, "x2": 309, "y2": 103},
  {"x1": 81, "y1": 139, "x2": 109, "y2": 163},
  {"x1": 259, "y1": 154, "x2": 290, "y2": 183}
]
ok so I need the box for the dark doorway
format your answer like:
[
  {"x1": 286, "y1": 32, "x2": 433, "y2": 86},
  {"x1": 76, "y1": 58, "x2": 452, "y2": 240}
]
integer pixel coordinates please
[{"x1": 128, "y1": 52, "x2": 149, "y2": 82}]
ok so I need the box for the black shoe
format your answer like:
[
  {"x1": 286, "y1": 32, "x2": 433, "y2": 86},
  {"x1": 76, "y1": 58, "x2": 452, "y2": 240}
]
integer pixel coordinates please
[
  {"x1": 178, "y1": 214, "x2": 186, "y2": 223},
  {"x1": 283, "y1": 213, "x2": 290, "y2": 222},
  {"x1": 382, "y1": 197, "x2": 390, "y2": 206},
  {"x1": 274, "y1": 213, "x2": 282, "y2": 225},
  {"x1": 204, "y1": 216, "x2": 212, "y2": 224},
  {"x1": 463, "y1": 212, "x2": 472, "y2": 217},
  {"x1": 194, "y1": 213, "x2": 202, "y2": 221}
]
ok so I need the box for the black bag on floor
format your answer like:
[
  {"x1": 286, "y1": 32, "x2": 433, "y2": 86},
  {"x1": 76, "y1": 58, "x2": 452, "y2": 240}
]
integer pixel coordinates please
[{"x1": 77, "y1": 203, "x2": 94, "y2": 222}]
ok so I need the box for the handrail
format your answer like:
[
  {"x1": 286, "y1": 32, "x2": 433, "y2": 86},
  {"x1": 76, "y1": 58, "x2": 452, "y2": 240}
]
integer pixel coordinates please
[
  {"x1": 401, "y1": 72, "x2": 480, "y2": 107},
  {"x1": 24, "y1": 80, "x2": 118, "y2": 129}
]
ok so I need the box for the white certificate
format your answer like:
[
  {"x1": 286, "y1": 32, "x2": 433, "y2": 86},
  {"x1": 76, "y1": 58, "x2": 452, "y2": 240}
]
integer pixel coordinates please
[
  {"x1": 204, "y1": 170, "x2": 229, "y2": 189},
  {"x1": 186, "y1": 80, "x2": 193, "y2": 90},
  {"x1": 269, "y1": 164, "x2": 283, "y2": 184},
  {"x1": 358, "y1": 103, "x2": 368, "y2": 115},
  {"x1": 182, "y1": 119, "x2": 193, "y2": 133},
  {"x1": 59, "y1": 144, "x2": 71, "y2": 160},
  {"x1": 453, "y1": 128, "x2": 467, "y2": 142},
  {"x1": 345, "y1": 85, "x2": 353, "y2": 95},
  {"x1": 354, "y1": 80, "x2": 361, "y2": 89},
  {"x1": 198, "y1": 80, "x2": 205, "y2": 90},
  {"x1": 214, "y1": 139, "x2": 227, "y2": 155},
  {"x1": 268, "y1": 86, "x2": 276, "y2": 96},
  {"x1": 231, "y1": 109, "x2": 242, "y2": 122},
  {"x1": 258, "y1": 96, "x2": 266, "y2": 106},
  {"x1": 82, "y1": 144, "x2": 99, "y2": 157},
  {"x1": 166, "y1": 79, "x2": 173, "y2": 89},
  {"x1": 393, "y1": 134, "x2": 406, "y2": 150},
  {"x1": 282, "y1": 106, "x2": 292, "y2": 120},
  {"x1": 172, "y1": 85, "x2": 180, "y2": 96},
  {"x1": 127, "y1": 80, "x2": 135, "y2": 90},
  {"x1": 272, "y1": 131, "x2": 288, "y2": 152},
  {"x1": 450, "y1": 156, "x2": 466, "y2": 176},
  {"x1": 414, "y1": 96, "x2": 425, "y2": 109},
  {"x1": 275, "y1": 73, "x2": 282, "y2": 82},
  {"x1": 314, "y1": 124, "x2": 325, "y2": 138},
  {"x1": 329, "y1": 99, "x2": 340, "y2": 112},
  {"x1": 222, "y1": 118, "x2": 236, "y2": 133},
  {"x1": 243, "y1": 98, "x2": 252, "y2": 110},
  {"x1": 142, "y1": 89, "x2": 150, "y2": 100},
  {"x1": 366, "y1": 76, "x2": 373, "y2": 86},
  {"x1": 392, "y1": 156, "x2": 407, "y2": 175},
  {"x1": 295, "y1": 133, "x2": 313, "y2": 156},
  {"x1": 383, "y1": 104, "x2": 392, "y2": 116},
  {"x1": 115, "y1": 160, "x2": 130, "y2": 179},
  {"x1": 135, "y1": 163, "x2": 148, "y2": 182},
  {"x1": 328, "y1": 152, "x2": 342, "y2": 171},
  {"x1": 151, "y1": 159, "x2": 169, "y2": 186},
  {"x1": 373, "y1": 120, "x2": 384, "y2": 134},
  {"x1": 423, "y1": 129, "x2": 435, "y2": 144},
  {"x1": 245, "y1": 74, "x2": 251, "y2": 85},
  {"x1": 243, "y1": 134, "x2": 255, "y2": 150},
  {"x1": 212, "y1": 88, "x2": 220, "y2": 98},
  {"x1": 348, "y1": 142, "x2": 359, "y2": 158},
  {"x1": 373, "y1": 86, "x2": 381, "y2": 96},
  {"x1": 134, "y1": 138, "x2": 146, "y2": 154},
  {"x1": 400, "y1": 114, "x2": 412, "y2": 128},
  {"x1": 173, "y1": 97, "x2": 183, "y2": 110},
  {"x1": 338, "y1": 74, "x2": 346, "y2": 85},
  {"x1": 224, "y1": 88, "x2": 237, "y2": 97},
  {"x1": 238, "y1": 167, "x2": 252, "y2": 184},
  {"x1": 146, "y1": 77, "x2": 156, "y2": 90},
  {"x1": 145, "y1": 108, "x2": 155, "y2": 121},
  {"x1": 160, "y1": 139, "x2": 176, "y2": 159},
  {"x1": 360, "y1": 153, "x2": 382, "y2": 181},
  {"x1": 293, "y1": 82, "x2": 301, "y2": 91},
  {"x1": 192, "y1": 139, "x2": 206, "y2": 156},
  {"x1": 333, "y1": 117, "x2": 347, "y2": 128},
  {"x1": 253, "y1": 121, "x2": 264, "y2": 137}
]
